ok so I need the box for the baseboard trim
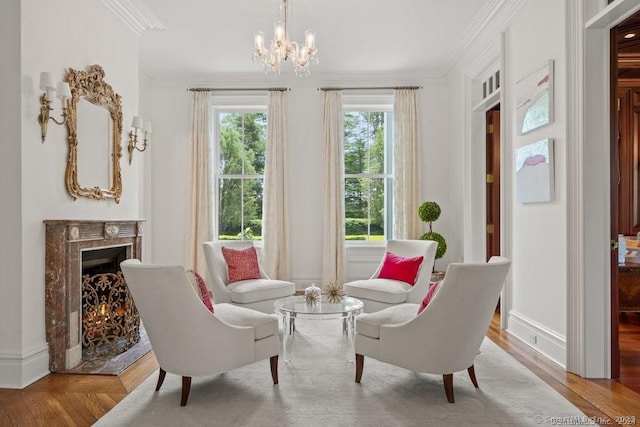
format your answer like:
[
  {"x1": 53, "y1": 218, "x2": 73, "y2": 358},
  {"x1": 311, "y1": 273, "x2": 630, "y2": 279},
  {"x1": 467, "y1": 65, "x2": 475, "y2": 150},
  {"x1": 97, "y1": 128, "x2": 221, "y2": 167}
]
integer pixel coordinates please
[
  {"x1": 508, "y1": 310, "x2": 566, "y2": 368},
  {"x1": 0, "y1": 344, "x2": 50, "y2": 388}
]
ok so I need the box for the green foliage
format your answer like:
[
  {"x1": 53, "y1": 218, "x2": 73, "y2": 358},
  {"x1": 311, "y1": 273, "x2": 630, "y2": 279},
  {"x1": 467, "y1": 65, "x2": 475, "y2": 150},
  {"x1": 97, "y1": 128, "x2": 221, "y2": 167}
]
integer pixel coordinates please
[
  {"x1": 420, "y1": 231, "x2": 447, "y2": 260},
  {"x1": 248, "y1": 219, "x2": 262, "y2": 236},
  {"x1": 418, "y1": 201, "x2": 441, "y2": 223},
  {"x1": 237, "y1": 227, "x2": 254, "y2": 240},
  {"x1": 418, "y1": 201, "x2": 447, "y2": 260},
  {"x1": 219, "y1": 235, "x2": 263, "y2": 241},
  {"x1": 345, "y1": 218, "x2": 383, "y2": 236},
  {"x1": 345, "y1": 235, "x2": 385, "y2": 241}
]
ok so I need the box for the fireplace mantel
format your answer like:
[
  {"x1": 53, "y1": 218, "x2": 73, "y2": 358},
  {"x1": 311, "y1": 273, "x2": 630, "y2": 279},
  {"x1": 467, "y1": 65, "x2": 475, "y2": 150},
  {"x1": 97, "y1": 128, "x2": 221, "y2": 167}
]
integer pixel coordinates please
[{"x1": 44, "y1": 219, "x2": 144, "y2": 372}]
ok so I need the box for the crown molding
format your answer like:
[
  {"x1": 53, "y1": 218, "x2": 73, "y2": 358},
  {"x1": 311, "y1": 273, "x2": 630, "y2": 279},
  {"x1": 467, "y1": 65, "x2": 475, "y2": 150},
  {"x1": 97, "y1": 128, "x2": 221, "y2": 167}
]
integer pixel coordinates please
[
  {"x1": 442, "y1": 0, "x2": 525, "y2": 76},
  {"x1": 99, "y1": 0, "x2": 166, "y2": 36},
  {"x1": 586, "y1": 0, "x2": 640, "y2": 29}
]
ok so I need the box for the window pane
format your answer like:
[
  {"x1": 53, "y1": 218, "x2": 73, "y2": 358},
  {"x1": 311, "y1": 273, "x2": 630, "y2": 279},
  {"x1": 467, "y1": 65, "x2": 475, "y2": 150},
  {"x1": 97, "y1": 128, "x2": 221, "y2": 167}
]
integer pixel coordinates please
[
  {"x1": 242, "y1": 178, "x2": 263, "y2": 240},
  {"x1": 344, "y1": 177, "x2": 386, "y2": 241},
  {"x1": 218, "y1": 178, "x2": 242, "y2": 239},
  {"x1": 243, "y1": 113, "x2": 267, "y2": 175},
  {"x1": 344, "y1": 112, "x2": 369, "y2": 175},
  {"x1": 369, "y1": 178, "x2": 386, "y2": 240},
  {"x1": 219, "y1": 113, "x2": 243, "y2": 175},
  {"x1": 369, "y1": 112, "x2": 386, "y2": 174},
  {"x1": 345, "y1": 177, "x2": 367, "y2": 221}
]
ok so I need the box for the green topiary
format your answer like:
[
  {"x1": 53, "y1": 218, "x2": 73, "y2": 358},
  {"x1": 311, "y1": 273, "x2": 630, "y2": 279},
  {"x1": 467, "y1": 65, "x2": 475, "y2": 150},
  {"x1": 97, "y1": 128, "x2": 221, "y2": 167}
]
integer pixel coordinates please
[
  {"x1": 418, "y1": 201, "x2": 441, "y2": 223},
  {"x1": 418, "y1": 201, "x2": 447, "y2": 260},
  {"x1": 420, "y1": 231, "x2": 447, "y2": 260}
]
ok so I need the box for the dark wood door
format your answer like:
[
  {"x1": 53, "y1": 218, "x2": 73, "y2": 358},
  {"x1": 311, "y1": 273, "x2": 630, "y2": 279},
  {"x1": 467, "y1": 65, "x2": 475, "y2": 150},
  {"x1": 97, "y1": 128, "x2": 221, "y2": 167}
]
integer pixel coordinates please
[{"x1": 486, "y1": 108, "x2": 501, "y2": 261}]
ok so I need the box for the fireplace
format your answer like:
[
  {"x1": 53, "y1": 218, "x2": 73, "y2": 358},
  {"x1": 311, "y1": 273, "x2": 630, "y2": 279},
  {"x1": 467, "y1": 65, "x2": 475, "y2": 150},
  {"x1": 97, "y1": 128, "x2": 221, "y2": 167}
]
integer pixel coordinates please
[
  {"x1": 44, "y1": 220, "x2": 144, "y2": 372},
  {"x1": 81, "y1": 246, "x2": 140, "y2": 361}
]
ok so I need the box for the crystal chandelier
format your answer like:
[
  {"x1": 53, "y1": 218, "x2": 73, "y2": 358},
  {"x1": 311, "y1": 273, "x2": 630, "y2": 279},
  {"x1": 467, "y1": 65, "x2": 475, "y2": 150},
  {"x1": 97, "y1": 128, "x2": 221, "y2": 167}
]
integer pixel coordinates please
[{"x1": 252, "y1": 0, "x2": 318, "y2": 76}]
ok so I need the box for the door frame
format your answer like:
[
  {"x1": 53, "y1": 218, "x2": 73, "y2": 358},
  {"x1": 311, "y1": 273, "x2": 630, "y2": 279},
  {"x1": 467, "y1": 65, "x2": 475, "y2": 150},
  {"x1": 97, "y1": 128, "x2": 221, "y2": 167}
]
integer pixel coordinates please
[
  {"x1": 567, "y1": 0, "x2": 640, "y2": 377},
  {"x1": 462, "y1": 33, "x2": 510, "y2": 329}
]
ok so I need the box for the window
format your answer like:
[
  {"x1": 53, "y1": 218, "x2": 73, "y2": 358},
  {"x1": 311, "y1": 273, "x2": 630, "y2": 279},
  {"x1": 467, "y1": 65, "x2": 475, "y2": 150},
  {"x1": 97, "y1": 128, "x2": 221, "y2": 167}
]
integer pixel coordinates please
[
  {"x1": 214, "y1": 106, "x2": 267, "y2": 241},
  {"x1": 343, "y1": 105, "x2": 393, "y2": 241}
]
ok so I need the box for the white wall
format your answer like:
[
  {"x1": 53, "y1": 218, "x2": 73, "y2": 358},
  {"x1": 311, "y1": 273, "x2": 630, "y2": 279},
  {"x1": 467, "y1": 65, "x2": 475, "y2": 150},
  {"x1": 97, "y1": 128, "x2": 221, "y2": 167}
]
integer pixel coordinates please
[
  {"x1": 144, "y1": 76, "x2": 454, "y2": 288},
  {"x1": 0, "y1": 0, "x2": 142, "y2": 388},
  {"x1": 506, "y1": 0, "x2": 567, "y2": 365},
  {"x1": 450, "y1": 0, "x2": 568, "y2": 367},
  {"x1": 0, "y1": 0, "x2": 24, "y2": 387}
]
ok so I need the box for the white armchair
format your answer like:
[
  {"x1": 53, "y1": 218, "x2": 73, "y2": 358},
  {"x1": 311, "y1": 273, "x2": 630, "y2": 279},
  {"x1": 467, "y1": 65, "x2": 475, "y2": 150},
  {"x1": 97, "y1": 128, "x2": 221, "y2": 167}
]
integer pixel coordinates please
[
  {"x1": 120, "y1": 259, "x2": 280, "y2": 406},
  {"x1": 202, "y1": 240, "x2": 295, "y2": 314},
  {"x1": 354, "y1": 256, "x2": 511, "y2": 403},
  {"x1": 343, "y1": 240, "x2": 438, "y2": 313}
]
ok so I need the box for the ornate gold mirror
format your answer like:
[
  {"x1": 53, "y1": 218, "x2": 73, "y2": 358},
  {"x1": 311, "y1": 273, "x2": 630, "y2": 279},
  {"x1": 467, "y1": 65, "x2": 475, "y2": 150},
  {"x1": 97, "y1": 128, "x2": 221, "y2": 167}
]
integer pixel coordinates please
[{"x1": 64, "y1": 65, "x2": 122, "y2": 203}]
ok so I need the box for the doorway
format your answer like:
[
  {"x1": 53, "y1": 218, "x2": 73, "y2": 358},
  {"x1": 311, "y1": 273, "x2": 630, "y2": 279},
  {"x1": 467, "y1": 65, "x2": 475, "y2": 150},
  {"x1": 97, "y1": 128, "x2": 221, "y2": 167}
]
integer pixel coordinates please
[
  {"x1": 486, "y1": 106, "x2": 501, "y2": 261},
  {"x1": 611, "y1": 11, "x2": 640, "y2": 391},
  {"x1": 486, "y1": 106, "x2": 501, "y2": 313}
]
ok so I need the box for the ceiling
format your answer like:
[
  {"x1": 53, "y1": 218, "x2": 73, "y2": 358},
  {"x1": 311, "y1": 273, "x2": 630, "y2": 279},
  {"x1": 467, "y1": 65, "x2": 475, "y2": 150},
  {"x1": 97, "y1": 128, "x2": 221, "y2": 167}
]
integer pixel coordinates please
[{"x1": 133, "y1": 0, "x2": 495, "y2": 81}]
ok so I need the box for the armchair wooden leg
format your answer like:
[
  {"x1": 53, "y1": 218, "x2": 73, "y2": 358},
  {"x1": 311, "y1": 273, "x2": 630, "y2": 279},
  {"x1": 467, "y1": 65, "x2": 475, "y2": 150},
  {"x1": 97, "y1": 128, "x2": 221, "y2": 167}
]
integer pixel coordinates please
[
  {"x1": 181, "y1": 376, "x2": 192, "y2": 406},
  {"x1": 468, "y1": 364, "x2": 479, "y2": 388},
  {"x1": 443, "y1": 374, "x2": 454, "y2": 403},
  {"x1": 355, "y1": 354, "x2": 364, "y2": 383},
  {"x1": 155, "y1": 368, "x2": 167, "y2": 391},
  {"x1": 270, "y1": 355, "x2": 279, "y2": 384}
]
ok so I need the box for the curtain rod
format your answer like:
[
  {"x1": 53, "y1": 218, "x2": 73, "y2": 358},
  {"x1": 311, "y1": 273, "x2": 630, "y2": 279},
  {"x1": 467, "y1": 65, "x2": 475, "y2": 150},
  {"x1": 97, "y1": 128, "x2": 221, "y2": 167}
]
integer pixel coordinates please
[
  {"x1": 187, "y1": 87, "x2": 290, "y2": 92},
  {"x1": 317, "y1": 86, "x2": 422, "y2": 91}
]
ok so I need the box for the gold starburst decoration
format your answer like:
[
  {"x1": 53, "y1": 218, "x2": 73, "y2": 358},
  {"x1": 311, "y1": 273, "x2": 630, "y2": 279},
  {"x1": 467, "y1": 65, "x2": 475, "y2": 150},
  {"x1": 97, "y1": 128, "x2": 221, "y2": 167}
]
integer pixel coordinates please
[
  {"x1": 323, "y1": 282, "x2": 345, "y2": 303},
  {"x1": 305, "y1": 292, "x2": 319, "y2": 305},
  {"x1": 304, "y1": 284, "x2": 321, "y2": 305}
]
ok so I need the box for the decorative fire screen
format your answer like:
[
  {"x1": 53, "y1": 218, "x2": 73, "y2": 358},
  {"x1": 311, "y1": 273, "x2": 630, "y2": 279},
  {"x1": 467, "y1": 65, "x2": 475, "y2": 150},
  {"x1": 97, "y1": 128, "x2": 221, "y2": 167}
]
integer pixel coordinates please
[{"x1": 81, "y1": 271, "x2": 140, "y2": 360}]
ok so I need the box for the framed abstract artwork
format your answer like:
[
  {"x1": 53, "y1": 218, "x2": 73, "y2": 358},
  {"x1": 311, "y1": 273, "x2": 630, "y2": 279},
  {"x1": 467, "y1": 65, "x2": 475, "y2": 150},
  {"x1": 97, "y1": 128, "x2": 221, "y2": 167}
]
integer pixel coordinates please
[
  {"x1": 516, "y1": 138, "x2": 555, "y2": 203},
  {"x1": 515, "y1": 60, "x2": 554, "y2": 135}
]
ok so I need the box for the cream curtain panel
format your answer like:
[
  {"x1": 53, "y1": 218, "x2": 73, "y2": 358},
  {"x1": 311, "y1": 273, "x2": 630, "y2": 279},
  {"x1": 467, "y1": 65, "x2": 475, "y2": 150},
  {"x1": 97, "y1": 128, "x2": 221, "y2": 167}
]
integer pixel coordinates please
[
  {"x1": 322, "y1": 90, "x2": 347, "y2": 285},
  {"x1": 185, "y1": 91, "x2": 213, "y2": 275},
  {"x1": 263, "y1": 90, "x2": 291, "y2": 280},
  {"x1": 393, "y1": 89, "x2": 421, "y2": 239}
]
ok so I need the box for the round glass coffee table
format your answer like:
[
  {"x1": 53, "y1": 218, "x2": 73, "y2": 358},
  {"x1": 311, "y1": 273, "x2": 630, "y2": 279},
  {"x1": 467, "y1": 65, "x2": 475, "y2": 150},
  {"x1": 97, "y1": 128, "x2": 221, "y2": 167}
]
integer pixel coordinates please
[{"x1": 274, "y1": 296, "x2": 364, "y2": 363}]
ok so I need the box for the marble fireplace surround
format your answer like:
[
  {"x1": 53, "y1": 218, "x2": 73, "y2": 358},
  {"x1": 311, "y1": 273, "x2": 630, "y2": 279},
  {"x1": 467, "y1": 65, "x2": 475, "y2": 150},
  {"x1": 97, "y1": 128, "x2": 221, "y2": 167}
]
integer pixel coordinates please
[{"x1": 44, "y1": 219, "x2": 144, "y2": 372}]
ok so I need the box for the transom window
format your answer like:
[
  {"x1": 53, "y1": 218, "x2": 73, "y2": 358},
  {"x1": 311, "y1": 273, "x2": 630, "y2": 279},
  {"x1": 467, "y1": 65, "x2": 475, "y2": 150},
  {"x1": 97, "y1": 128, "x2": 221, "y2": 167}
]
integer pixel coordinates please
[
  {"x1": 213, "y1": 106, "x2": 267, "y2": 241},
  {"x1": 343, "y1": 103, "x2": 394, "y2": 242}
]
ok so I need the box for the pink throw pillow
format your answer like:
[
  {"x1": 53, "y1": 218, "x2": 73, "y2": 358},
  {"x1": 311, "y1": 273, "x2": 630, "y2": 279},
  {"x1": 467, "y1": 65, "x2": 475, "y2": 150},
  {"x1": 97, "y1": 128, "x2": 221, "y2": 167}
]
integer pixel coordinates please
[
  {"x1": 191, "y1": 271, "x2": 214, "y2": 313},
  {"x1": 377, "y1": 251, "x2": 424, "y2": 285},
  {"x1": 222, "y1": 246, "x2": 261, "y2": 283},
  {"x1": 187, "y1": 270, "x2": 213, "y2": 313},
  {"x1": 417, "y1": 282, "x2": 440, "y2": 314}
]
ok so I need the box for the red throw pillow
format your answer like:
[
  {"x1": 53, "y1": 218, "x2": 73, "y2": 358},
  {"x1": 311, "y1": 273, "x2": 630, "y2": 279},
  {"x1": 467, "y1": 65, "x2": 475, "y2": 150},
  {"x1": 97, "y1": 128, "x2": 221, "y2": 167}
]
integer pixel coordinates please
[
  {"x1": 417, "y1": 282, "x2": 440, "y2": 314},
  {"x1": 377, "y1": 251, "x2": 424, "y2": 285},
  {"x1": 222, "y1": 246, "x2": 261, "y2": 283},
  {"x1": 192, "y1": 271, "x2": 214, "y2": 313}
]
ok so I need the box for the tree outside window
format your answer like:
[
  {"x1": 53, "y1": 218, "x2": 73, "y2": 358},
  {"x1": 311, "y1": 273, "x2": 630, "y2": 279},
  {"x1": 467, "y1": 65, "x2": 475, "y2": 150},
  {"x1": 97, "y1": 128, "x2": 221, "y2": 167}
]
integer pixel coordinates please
[
  {"x1": 344, "y1": 110, "x2": 393, "y2": 241},
  {"x1": 216, "y1": 111, "x2": 266, "y2": 240}
]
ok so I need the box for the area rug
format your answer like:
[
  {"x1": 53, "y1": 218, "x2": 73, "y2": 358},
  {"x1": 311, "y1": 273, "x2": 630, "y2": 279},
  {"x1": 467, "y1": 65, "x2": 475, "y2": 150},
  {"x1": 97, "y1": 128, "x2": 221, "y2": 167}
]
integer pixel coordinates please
[{"x1": 95, "y1": 318, "x2": 586, "y2": 426}]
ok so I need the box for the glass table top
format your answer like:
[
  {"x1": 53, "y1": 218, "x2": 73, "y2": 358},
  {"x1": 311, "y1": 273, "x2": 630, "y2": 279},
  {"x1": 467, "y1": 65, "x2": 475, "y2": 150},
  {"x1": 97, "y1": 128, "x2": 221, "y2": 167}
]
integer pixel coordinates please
[{"x1": 274, "y1": 295, "x2": 363, "y2": 316}]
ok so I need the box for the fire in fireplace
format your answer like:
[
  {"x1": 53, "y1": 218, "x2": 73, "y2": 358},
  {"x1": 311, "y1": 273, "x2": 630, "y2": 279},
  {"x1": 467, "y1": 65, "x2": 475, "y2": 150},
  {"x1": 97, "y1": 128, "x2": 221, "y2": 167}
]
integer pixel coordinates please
[{"x1": 81, "y1": 246, "x2": 140, "y2": 361}]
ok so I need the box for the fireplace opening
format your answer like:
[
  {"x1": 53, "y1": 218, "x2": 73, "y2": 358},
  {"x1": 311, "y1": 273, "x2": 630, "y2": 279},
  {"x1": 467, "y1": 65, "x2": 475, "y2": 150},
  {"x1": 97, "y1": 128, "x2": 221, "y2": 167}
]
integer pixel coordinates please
[{"x1": 81, "y1": 246, "x2": 140, "y2": 361}]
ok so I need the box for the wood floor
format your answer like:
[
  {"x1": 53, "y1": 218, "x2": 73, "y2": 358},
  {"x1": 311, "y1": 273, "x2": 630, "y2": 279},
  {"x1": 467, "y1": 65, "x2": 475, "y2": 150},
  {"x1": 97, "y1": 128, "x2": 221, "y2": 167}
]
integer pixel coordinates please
[
  {"x1": 1, "y1": 314, "x2": 639, "y2": 427},
  {"x1": 619, "y1": 312, "x2": 640, "y2": 395}
]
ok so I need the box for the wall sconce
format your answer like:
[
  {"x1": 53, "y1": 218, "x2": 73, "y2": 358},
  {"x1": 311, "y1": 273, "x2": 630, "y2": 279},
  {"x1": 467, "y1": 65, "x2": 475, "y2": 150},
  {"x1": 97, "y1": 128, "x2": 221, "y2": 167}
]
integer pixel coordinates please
[
  {"x1": 37, "y1": 72, "x2": 72, "y2": 143},
  {"x1": 127, "y1": 116, "x2": 151, "y2": 164}
]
